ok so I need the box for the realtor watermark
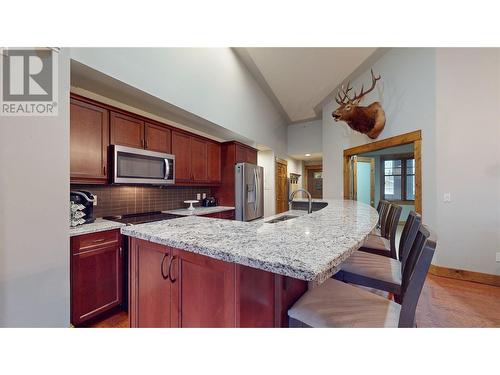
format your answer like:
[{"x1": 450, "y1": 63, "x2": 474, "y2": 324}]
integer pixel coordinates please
[{"x1": 1, "y1": 47, "x2": 58, "y2": 116}]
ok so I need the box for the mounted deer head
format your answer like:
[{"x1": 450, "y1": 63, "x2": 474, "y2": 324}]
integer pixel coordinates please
[{"x1": 332, "y1": 69, "x2": 386, "y2": 139}]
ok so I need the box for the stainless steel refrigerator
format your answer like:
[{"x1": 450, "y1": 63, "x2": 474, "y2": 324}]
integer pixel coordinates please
[{"x1": 235, "y1": 163, "x2": 264, "y2": 221}]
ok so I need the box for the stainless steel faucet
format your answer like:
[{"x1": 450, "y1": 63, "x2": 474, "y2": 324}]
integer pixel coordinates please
[{"x1": 289, "y1": 188, "x2": 313, "y2": 214}]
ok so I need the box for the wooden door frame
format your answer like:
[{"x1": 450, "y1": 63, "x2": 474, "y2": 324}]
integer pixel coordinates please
[
  {"x1": 353, "y1": 156, "x2": 375, "y2": 206},
  {"x1": 343, "y1": 130, "x2": 422, "y2": 215}
]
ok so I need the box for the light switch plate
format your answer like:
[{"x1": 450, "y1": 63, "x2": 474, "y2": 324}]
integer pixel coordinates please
[
  {"x1": 92, "y1": 194, "x2": 97, "y2": 206},
  {"x1": 196, "y1": 193, "x2": 201, "y2": 200},
  {"x1": 496, "y1": 252, "x2": 500, "y2": 262},
  {"x1": 443, "y1": 193, "x2": 451, "y2": 203}
]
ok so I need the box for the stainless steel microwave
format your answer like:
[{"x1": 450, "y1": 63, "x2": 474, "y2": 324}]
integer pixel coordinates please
[{"x1": 111, "y1": 145, "x2": 175, "y2": 185}]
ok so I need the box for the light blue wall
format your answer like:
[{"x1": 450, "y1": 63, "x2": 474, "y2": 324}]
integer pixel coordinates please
[{"x1": 356, "y1": 161, "x2": 372, "y2": 205}]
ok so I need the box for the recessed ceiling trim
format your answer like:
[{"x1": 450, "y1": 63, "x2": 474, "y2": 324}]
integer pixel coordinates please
[
  {"x1": 314, "y1": 48, "x2": 391, "y2": 114},
  {"x1": 232, "y1": 48, "x2": 292, "y2": 124}
]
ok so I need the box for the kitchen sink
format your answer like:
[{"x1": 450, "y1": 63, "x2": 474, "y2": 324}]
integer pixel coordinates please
[{"x1": 265, "y1": 215, "x2": 298, "y2": 224}]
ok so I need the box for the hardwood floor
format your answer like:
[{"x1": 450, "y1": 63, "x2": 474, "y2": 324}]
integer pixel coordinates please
[
  {"x1": 417, "y1": 274, "x2": 500, "y2": 328},
  {"x1": 87, "y1": 275, "x2": 500, "y2": 328}
]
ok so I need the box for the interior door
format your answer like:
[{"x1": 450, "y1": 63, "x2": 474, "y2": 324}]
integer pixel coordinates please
[
  {"x1": 353, "y1": 156, "x2": 375, "y2": 206},
  {"x1": 275, "y1": 160, "x2": 288, "y2": 214},
  {"x1": 306, "y1": 167, "x2": 323, "y2": 199}
]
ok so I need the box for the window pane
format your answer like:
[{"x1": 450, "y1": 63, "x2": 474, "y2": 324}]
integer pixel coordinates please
[
  {"x1": 384, "y1": 176, "x2": 402, "y2": 200},
  {"x1": 384, "y1": 160, "x2": 402, "y2": 175},
  {"x1": 406, "y1": 159, "x2": 415, "y2": 175},
  {"x1": 406, "y1": 175, "x2": 415, "y2": 200}
]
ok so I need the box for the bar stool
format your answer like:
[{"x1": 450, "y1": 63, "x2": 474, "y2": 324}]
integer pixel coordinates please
[
  {"x1": 334, "y1": 212, "x2": 422, "y2": 299},
  {"x1": 288, "y1": 226, "x2": 435, "y2": 328},
  {"x1": 361, "y1": 203, "x2": 402, "y2": 259}
]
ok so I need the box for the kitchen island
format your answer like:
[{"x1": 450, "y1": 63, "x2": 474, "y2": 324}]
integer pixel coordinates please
[{"x1": 122, "y1": 199, "x2": 378, "y2": 327}]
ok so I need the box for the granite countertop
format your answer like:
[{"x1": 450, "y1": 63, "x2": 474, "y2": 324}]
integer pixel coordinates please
[
  {"x1": 163, "y1": 206, "x2": 235, "y2": 216},
  {"x1": 121, "y1": 199, "x2": 378, "y2": 284},
  {"x1": 70, "y1": 218, "x2": 126, "y2": 237}
]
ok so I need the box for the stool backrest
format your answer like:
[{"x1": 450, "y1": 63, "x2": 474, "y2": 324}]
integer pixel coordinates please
[
  {"x1": 378, "y1": 201, "x2": 390, "y2": 231},
  {"x1": 398, "y1": 211, "x2": 422, "y2": 262},
  {"x1": 398, "y1": 227, "x2": 436, "y2": 328},
  {"x1": 384, "y1": 204, "x2": 402, "y2": 259}
]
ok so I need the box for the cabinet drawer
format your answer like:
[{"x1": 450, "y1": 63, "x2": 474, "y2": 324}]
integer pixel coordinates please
[{"x1": 72, "y1": 229, "x2": 120, "y2": 254}]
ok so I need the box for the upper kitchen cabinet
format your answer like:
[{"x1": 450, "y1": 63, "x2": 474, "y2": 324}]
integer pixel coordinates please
[
  {"x1": 145, "y1": 122, "x2": 171, "y2": 153},
  {"x1": 70, "y1": 97, "x2": 109, "y2": 184},
  {"x1": 110, "y1": 111, "x2": 145, "y2": 149},
  {"x1": 172, "y1": 131, "x2": 220, "y2": 185},
  {"x1": 191, "y1": 137, "x2": 208, "y2": 182},
  {"x1": 207, "y1": 142, "x2": 221, "y2": 183},
  {"x1": 235, "y1": 143, "x2": 258, "y2": 164},
  {"x1": 172, "y1": 131, "x2": 192, "y2": 182}
]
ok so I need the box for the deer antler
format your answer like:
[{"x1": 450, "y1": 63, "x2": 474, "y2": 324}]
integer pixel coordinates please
[
  {"x1": 335, "y1": 81, "x2": 354, "y2": 105},
  {"x1": 351, "y1": 69, "x2": 381, "y2": 103}
]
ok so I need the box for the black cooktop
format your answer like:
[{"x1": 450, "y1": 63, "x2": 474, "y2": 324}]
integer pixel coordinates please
[{"x1": 103, "y1": 211, "x2": 182, "y2": 225}]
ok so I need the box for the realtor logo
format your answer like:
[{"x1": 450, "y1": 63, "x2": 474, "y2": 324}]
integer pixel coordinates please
[{"x1": 1, "y1": 47, "x2": 58, "y2": 116}]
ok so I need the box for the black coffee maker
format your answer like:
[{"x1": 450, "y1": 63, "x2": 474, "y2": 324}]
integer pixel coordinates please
[{"x1": 70, "y1": 190, "x2": 95, "y2": 224}]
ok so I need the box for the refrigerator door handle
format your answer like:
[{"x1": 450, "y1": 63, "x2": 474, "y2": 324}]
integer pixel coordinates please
[{"x1": 253, "y1": 168, "x2": 258, "y2": 214}]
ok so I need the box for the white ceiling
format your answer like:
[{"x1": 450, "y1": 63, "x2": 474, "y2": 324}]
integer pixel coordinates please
[{"x1": 235, "y1": 48, "x2": 377, "y2": 123}]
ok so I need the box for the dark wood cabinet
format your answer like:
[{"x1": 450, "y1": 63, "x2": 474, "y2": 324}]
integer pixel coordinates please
[
  {"x1": 191, "y1": 137, "x2": 208, "y2": 182},
  {"x1": 128, "y1": 238, "x2": 307, "y2": 328},
  {"x1": 172, "y1": 131, "x2": 192, "y2": 181},
  {"x1": 70, "y1": 94, "x2": 225, "y2": 187},
  {"x1": 207, "y1": 142, "x2": 221, "y2": 183},
  {"x1": 110, "y1": 111, "x2": 145, "y2": 149},
  {"x1": 129, "y1": 240, "x2": 173, "y2": 328},
  {"x1": 171, "y1": 249, "x2": 235, "y2": 327},
  {"x1": 214, "y1": 142, "x2": 258, "y2": 206},
  {"x1": 145, "y1": 122, "x2": 171, "y2": 153},
  {"x1": 200, "y1": 210, "x2": 235, "y2": 220},
  {"x1": 71, "y1": 230, "x2": 123, "y2": 326},
  {"x1": 172, "y1": 131, "x2": 220, "y2": 184},
  {"x1": 70, "y1": 98, "x2": 109, "y2": 184}
]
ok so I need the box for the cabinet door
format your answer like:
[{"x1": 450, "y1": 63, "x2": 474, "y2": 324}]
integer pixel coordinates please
[
  {"x1": 171, "y1": 249, "x2": 235, "y2": 327},
  {"x1": 246, "y1": 148, "x2": 258, "y2": 164},
  {"x1": 145, "y1": 122, "x2": 171, "y2": 153},
  {"x1": 235, "y1": 144, "x2": 247, "y2": 164},
  {"x1": 110, "y1": 111, "x2": 145, "y2": 149},
  {"x1": 207, "y1": 142, "x2": 221, "y2": 183},
  {"x1": 171, "y1": 131, "x2": 191, "y2": 181},
  {"x1": 70, "y1": 98, "x2": 109, "y2": 183},
  {"x1": 133, "y1": 241, "x2": 173, "y2": 328},
  {"x1": 71, "y1": 233, "x2": 123, "y2": 326},
  {"x1": 191, "y1": 137, "x2": 208, "y2": 182}
]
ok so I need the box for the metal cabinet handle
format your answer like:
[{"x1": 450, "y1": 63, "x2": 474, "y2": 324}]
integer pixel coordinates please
[
  {"x1": 93, "y1": 238, "x2": 106, "y2": 243},
  {"x1": 103, "y1": 165, "x2": 106, "y2": 175},
  {"x1": 161, "y1": 253, "x2": 169, "y2": 280},
  {"x1": 119, "y1": 247, "x2": 123, "y2": 257},
  {"x1": 168, "y1": 256, "x2": 177, "y2": 283}
]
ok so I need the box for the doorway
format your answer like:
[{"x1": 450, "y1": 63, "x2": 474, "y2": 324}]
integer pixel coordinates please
[
  {"x1": 275, "y1": 158, "x2": 288, "y2": 214},
  {"x1": 305, "y1": 165, "x2": 323, "y2": 199},
  {"x1": 343, "y1": 130, "x2": 422, "y2": 215},
  {"x1": 353, "y1": 156, "x2": 375, "y2": 206}
]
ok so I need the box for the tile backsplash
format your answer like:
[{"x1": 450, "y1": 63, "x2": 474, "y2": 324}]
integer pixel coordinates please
[{"x1": 71, "y1": 185, "x2": 212, "y2": 218}]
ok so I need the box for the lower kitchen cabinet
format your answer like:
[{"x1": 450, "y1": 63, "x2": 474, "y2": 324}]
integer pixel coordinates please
[
  {"x1": 200, "y1": 210, "x2": 235, "y2": 220},
  {"x1": 129, "y1": 238, "x2": 307, "y2": 328},
  {"x1": 129, "y1": 240, "x2": 173, "y2": 328},
  {"x1": 71, "y1": 230, "x2": 124, "y2": 326}
]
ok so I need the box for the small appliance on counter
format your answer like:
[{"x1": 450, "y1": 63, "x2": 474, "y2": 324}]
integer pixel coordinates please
[
  {"x1": 70, "y1": 190, "x2": 95, "y2": 226},
  {"x1": 201, "y1": 197, "x2": 217, "y2": 207}
]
